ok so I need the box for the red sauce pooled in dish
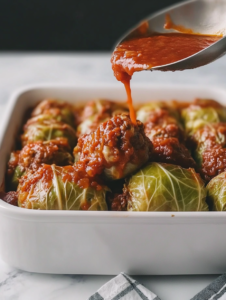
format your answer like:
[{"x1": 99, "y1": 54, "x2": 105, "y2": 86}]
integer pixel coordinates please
[{"x1": 111, "y1": 23, "x2": 221, "y2": 123}]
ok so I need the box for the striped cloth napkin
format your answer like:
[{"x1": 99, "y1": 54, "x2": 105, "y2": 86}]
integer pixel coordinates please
[
  {"x1": 89, "y1": 273, "x2": 226, "y2": 300},
  {"x1": 89, "y1": 273, "x2": 160, "y2": 300},
  {"x1": 191, "y1": 274, "x2": 226, "y2": 300}
]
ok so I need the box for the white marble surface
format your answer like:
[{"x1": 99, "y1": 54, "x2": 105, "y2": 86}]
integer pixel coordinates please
[
  {"x1": 0, "y1": 52, "x2": 226, "y2": 300},
  {"x1": 0, "y1": 259, "x2": 219, "y2": 300}
]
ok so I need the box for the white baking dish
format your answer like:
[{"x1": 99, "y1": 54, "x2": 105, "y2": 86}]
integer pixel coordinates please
[{"x1": 1, "y1": 84, "x2": 226, "y2": 275}]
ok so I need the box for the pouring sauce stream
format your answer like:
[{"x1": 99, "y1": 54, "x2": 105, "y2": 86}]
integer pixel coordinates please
[{"x1": 111, "y1": 16, "x2": 222, "y2": 123}]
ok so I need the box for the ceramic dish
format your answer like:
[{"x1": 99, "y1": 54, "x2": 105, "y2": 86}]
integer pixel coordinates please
[{"x1": 1, "y1": 84, "x2": 226, "y2": 275}]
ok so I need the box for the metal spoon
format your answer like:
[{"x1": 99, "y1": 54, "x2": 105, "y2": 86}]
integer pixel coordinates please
[{"x1": 117, "y1": 0, "x2": 226, "y2": 71}]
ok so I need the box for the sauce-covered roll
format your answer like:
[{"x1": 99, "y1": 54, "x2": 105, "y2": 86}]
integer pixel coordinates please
[
  {"x1": 190, "y1": 123, "x2": 226, "y2": 182},
  {"x1": 17, "y1": 165, "x2": 108, "y2": 210},
  {"x1": 77, "y1": 99, "x2": 128, "y2": 136},
  {"x1": 6, "y1": 138, "x2": 73, "y2": 191},
  {"x1": 74, "y1": 114, "x2": 152, "y2": 181},
  {"x1": 32, "y1": 99, "x2": 76, "y2": 127},
  {"x1": 137, "y1": 102, "x2": 196, "y2": 169}
]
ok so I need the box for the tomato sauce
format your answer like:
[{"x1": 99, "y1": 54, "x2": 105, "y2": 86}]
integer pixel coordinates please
[
  {"x1": 191, "y1": 123, "x2": 226, "y2": 182},
  {"x1": 111, "y1": 29, "x2": 221, "y2": 124},
  {"x1": 74, "y1": 114, "x2": 152, "y2": 183},
  {"x1": 123, "y1": 80, "x2": 136, "y2": 125}
]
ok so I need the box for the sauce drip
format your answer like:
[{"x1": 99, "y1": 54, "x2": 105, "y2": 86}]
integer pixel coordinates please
[
  {"x1": 111, "y1": 31, "x2": 221, "y2": 124},
  {"x1": 123, "y1": 79, "x2": 136, "y2": 124}
]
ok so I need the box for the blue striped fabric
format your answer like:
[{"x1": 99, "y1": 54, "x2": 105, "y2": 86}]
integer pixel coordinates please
[
  {"x1": 191, "y1": 274, "x2": 226, "y2": 300},
  {"x1": 89, "y1": 273, "x2": 160, "y2": 300}
]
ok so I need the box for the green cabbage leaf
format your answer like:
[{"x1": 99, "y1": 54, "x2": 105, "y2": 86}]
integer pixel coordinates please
[
  {"x1": 126, "y1": 162, "x2": 208, "y2": 211},
  {"x1": 18, "y1": 165, "x2": 108, "y2": 210},
  {"x1": 206, "y1": 172, "x2": 226, "y2": 211},
  {"x1": 22, "y1": 119, "x2": 76, "y2": 148},
  {"x1": 182, "y1": 106, "x2": 226, "y2": 134}
]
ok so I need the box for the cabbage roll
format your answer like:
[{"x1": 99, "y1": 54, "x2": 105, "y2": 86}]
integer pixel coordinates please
[
  {"x1": 77, "y1": 99, "x2": 128, "y2": 136},
  {"x1": 137, "y1": 102, "x2": 196, "y2": 169},
  {"x1": 126, "y1": 162, "x2": 208, "y2": 211},
  {"x1": 21, "y1": 117, "x2": 76, "y2": 148},
  {"x1": 74, "y1": 114, "x2": 152, "y2": 180},
  {"x1": 18, "y1": 165, "x2": 108, "y2": 210},
  {"x1": 206, "y1": 172, "x2": 226, "y2": 211},
  {"x1": 32, "y1": 99, "x2": 76, "y2": 127},
  {"x1": 189, "y1": 123, "x2": 226, "y2": 181},
  {"x1": 181, "y1": 99, "x2": 226, "y2": 134},
  {"x1": 7, "y1": 138, "x2": 73, "y2": 191}
]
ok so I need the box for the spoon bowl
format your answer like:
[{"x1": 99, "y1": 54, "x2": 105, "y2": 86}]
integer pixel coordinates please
[{"x1": 118, "y1": 0, "x2": 226, "y2": 71}]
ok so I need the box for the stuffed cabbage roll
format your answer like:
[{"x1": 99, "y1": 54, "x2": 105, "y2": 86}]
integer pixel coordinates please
[
  {"x1": 136, "y1": 101, "x2": 180, "y2": 125},
  {"x1": 6, "y1": 138, "x2": 73, "y2": 191},
  {"x1": 18, "y1": 165, "x2": 108, "y2": 210},
  {"x1": 206, "y1": 172, "x2": 226, "y2": 211},
  {"x1": 6, "y1": 151, "x2": 22, "y2": 191},
  {"x1": 126, "y1": 162, "x2": 208, "y2": 211},
  {"x1": 32, "y1": 99, "x2": 76, "y2": 127},
  {"x1": 77, "y1": 99, "x2": 128, "y2": 136},
  {"x1": 137, "y1": 103, "x2": 196, "y2": 169},
  {"x1": 152, "y1": 136, "x2": 196, "y2": 169},
  {"x1": 74, "y1": 114, "x2": 152, "y2": 180},
  {"x1": 19, "y1": 138, "x2": 73, "y2": 168},
  {"x1": 181, "y1": 99, "x2": 226, "y2": 134},
  {"x1": 190, "y1": 123, "x2": 226, "y2": 181},
  {"x1": 21, "y1": 117, "x2": 76, "y2": 148}
]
